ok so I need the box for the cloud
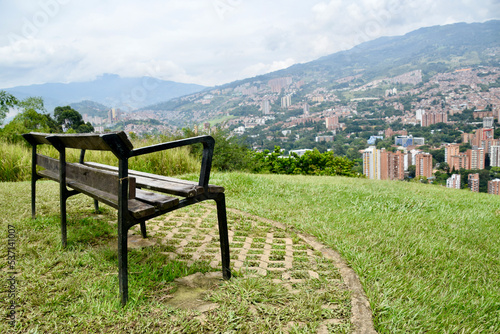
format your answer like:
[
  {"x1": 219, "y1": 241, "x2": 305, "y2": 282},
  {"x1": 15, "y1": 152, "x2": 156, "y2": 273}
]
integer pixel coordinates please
[{"x1": 0, "y1": 0, "x2": 499, "y2": 88}]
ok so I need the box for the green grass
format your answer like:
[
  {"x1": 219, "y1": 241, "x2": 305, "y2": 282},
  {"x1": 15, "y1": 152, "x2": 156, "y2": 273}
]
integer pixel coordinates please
[
  {"x1": 0, "y1": 138, "x2": 200, "y2": 182},
  {"x1": 0, "y1": 182, "x2": 216, "y2": 333},
  {"x1": 0, "y1": 179, "x2": 351, "y2": 333},
  {"x1": 209, "y1": 172, "x2": 500, "y2": 333}
]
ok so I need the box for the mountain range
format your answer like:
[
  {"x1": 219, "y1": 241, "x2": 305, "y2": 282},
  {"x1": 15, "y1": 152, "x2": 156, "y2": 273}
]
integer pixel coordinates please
[{"x1": 2, "y1": 73, "x2": 206, "y2": 113}]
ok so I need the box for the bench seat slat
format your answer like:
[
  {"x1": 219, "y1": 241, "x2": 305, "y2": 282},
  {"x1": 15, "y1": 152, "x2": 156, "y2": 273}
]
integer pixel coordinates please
[
  {"x1": 83, "y1": 162, "x2": 224, "y2": 195},
  {"x1": 135, "y1": 189, "x2": 179, "y2": 211}
]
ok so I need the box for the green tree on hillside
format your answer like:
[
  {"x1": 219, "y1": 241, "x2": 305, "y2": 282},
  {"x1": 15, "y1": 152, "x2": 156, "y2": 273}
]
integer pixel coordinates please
[
  {"x1": 1, "y1": 96, "x2": 58, "y2": 143},
  {"x1": 54, "y1": 106, "x2": 94, "y2": 133},
  {"x1": 0, "y1": 91, "x2": 19, "y2": 124}
]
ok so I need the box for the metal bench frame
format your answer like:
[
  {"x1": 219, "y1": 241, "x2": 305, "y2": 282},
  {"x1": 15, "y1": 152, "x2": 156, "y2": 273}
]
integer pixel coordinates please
[{"x1": 23, "y1": 131, "x2": 231, "y2": 306}]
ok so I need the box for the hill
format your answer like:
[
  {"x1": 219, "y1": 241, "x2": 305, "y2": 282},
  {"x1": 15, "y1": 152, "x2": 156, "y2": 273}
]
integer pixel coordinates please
[
  {"x1": 2, "y1": 73, "x2": 206, "y2": 113},
  {"x1": 143, "y1": 20, "x2": 500, "y2": 126}
]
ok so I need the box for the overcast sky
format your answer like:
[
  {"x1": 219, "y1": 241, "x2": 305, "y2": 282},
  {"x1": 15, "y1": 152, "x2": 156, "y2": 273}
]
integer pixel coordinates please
[{"x1": 1, "y1": 0, "x2": 499, "y2": 88}]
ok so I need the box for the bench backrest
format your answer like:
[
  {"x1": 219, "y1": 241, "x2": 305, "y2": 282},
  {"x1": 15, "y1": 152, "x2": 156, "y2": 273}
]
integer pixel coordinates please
[
  {"x1": 24, "y1": 132, "x2": 137, "y2": 204},
  {"x1": 23, "y1": 131, "x2": 133, "y2": 154}
]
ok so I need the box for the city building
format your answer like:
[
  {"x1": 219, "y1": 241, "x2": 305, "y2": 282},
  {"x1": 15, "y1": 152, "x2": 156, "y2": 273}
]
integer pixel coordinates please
[
  {"x1": 303, "y1": 103, "x2": 310, "y2": 115},
  {"x1": 315, "y1": 136, "x2": 334, "y2": 142},
  {"x1": 444, "y1": 143, "x2": 460, "y2": 164},
  {"x1": 281, "y1": 95, "x2": 292, "y2": 108},
  {"x1": 472, "y1": 128, "x2": 494, "y2": 147},
  {"x1": 449, "y1": 153, "x2": 468, "y2": 171},
  {"x1": 421, "y1": 111, "x2": 447, "y2": 127},
  {"x1": 490, "y1": 146, "x2": 500, "y2": 167},
  {"x1": 468, "y1": 173, "x2": 480, "y2": 192},
  {"x1": 367, "y1": 136, "x2": 384, "y2": 145},
  {"x1": 380, "y1": 150, "x2": 405, "y2": 180},
  {"x1": 483, "y1": 117, "x2": 494, "y2": 129},
  {"x1": 385, "y1": 128, "x2": 407, "y2": 138},
  {"x1": 488, "y1": 179, "x2": 500, "y2": 195},
  {"x1": 363, "y1": 146, "x2": 381, "y2": 180},
  {"x1": 446, "y1": 174, "x2": 461, "y2": 189},
  {"x1": 325, "y1": 116, "x2": 339, "y2": 130},
  {"x1": 269, "y1": 77, "x2": 292, "y2": 93},
  {"x1": 415, "y1": 153, "x2": 433, "y2": 178},
  {"x1": 395, "y1": 135, "x2": 425, "y2": 147},
  {"x1": 261, "y1": 100, "x2": 271, "y2": 114},
  {"x1": 289, "y1": 149, "x2": 312, "y2": 157},
  {"x1": 466, "y1": 147, "x2": 485, "y2": 170}
]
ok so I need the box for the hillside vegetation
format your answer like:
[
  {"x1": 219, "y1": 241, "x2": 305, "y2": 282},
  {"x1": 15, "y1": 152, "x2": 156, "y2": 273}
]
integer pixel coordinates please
[{"x1": 208, "y1": 172, "x2": 500, "y2": 333}]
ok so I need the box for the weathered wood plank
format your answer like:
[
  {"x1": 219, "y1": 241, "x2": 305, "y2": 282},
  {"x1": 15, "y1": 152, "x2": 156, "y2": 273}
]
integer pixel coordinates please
[
  {"x1": 36, "y1": 154, "x2": 59, "y2": 173},
  {"x1": 135, "y1": 189, "x2": 179, "y2": 210},
  {"x1": 37, "y1": 160, "x2": 136, "y2": 200},
  {"x1": 66, "y1": 180, "x2": 155, "y2": 219},
  {"x1": 84, "y1": 162, "x2": 201, "y2": 197},
  {"x1": 45, "y1": 131, "x2": 133, "y2": 151},
  {"x1": 66, "y1": 163, "x2": 120, "y2": 195},
  {"x1": 85, "y1": 161, "x2": 224, "y2": 193}
]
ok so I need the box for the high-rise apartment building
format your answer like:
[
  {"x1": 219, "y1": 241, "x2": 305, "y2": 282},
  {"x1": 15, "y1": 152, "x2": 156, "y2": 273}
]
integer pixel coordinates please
[
  {"x1": 281, "y1": 95, "x2": 292, "y2": 108},
  {"x1": 472, "y1": 128, "x2": 494, "y2": 147},
  {"x1": 488, "y1": 179, "x2": 500, "y2": 195},
  {"x1": 380, "y1": 150, "x2": 405, "y2": 180},
  {"x1": 490, "y1": 146, "x2": 500, "y2": 167},
  {"x1": 468, "y1": 173, "x2": 480, "y2": 192},
  {"x1": 261, "y1": 100, "x2": 271, "y2": 115},
  {"x1": 363, "y1": 146, "x2": 381, "y2": 180},
  {"x1": 466, "y1": 147, "x2": 485, "y2": 170},
  {"x1": 446, "y1": 174, "x2": 461, "y2": 189},
  {"x1": 415, "y1": 153, "x2": 433, "y2": 178},
  {"x1": 421, "y1": 111, "x2": 447, "y2": 127},
  {"x1": 449, "y1": 153, "x2": 468, "y2": 171},
  {"x1": 444, "y1": 143, "x2": 460, "y2": 164},
  {"x1": 325, "y1": 116, "x2": 339, "y2": 130},
  {"x1": 483, "y1": 117, "x2": 494, "y2": 129}
]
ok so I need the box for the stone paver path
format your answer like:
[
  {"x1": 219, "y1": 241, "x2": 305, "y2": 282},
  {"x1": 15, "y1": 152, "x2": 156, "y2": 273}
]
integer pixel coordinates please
[{"x1": 128, "y1": 204, "x2": 375, "y2": 333}]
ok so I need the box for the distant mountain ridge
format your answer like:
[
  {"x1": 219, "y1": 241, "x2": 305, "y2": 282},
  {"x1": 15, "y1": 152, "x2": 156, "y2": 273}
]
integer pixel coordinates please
[
  {"x1": 141, "y1": 20, "x2": 499, "y2": 126},
  {"x1": 2, "y1": 73, "x2": 206, "y2": 113},
  {"x1": 219, "y1": 20, "x2": 500, "y2": 89}
]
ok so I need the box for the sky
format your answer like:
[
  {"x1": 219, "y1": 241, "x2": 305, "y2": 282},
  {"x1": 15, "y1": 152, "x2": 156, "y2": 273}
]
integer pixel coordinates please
[{"x1": 0, "y1": 0, "x2": 499, "y2": 89}]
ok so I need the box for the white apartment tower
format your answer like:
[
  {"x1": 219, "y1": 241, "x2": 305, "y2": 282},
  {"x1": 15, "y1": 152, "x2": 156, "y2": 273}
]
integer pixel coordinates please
[
  {"x1": 446, "y1": 174, "x2": 461, "y2": 189},
  {"x1": 363, "y1": 146, "x2": 381, "y2": 180}
]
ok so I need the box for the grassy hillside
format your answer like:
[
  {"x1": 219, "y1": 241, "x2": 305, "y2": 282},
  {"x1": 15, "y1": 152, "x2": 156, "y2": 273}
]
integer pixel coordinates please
[
  {"x1": 209, "y1": 172, "x2": 500, "y2": 333},
  {"x1": 1, "y1": 170, "x2": 498, "y2": 332}
]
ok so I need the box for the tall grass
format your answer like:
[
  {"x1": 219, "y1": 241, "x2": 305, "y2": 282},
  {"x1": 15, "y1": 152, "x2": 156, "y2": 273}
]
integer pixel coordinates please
[
  {"x1": 0, "y1": 141, "x2": 32, "y2": 181},
  {"x1": 210, "y1": 172, "x2": 500, "y2": 333},
  {"x1": 0, "y1": 138, "x2": 200, "y2": 182}
]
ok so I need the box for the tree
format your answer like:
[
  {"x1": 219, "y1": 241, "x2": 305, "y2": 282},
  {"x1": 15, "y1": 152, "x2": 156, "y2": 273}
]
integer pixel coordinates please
[
  {"x1": 0, "y1": 91, "x2": 19, "y2": 124},
  {"x1": 54, "y1": 106, "x2": 94, "y2": 133},
  {"x1": 1, "y1": 97, "x2": 58, "y2": 143},
  {"x1": 408, "y1": 165, "x2": 416, "y2": 178}
]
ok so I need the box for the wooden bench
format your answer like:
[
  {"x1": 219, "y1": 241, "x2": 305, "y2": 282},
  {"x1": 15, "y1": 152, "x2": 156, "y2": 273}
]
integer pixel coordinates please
[{"x1": 23, "y1": 131, "x2": 231, "y2": 306}]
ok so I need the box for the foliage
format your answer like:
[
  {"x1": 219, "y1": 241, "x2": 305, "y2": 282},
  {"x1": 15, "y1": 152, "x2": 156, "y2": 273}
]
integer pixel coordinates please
[
  {"x1": 250, "y1": 146, "x2": 359, "y2": 177},
  {"x1": 0, "y1": 90, "x2": 19, "y2": 124},
  {"x1": 54, "y1": 105, "x2": 94, "y2": 133},
  {"x1": 0, "y1": 97, "x2": 58, "y2": 143},
  {"x1": 182, "y1": 127, "x2": 252, "y2": 172}
]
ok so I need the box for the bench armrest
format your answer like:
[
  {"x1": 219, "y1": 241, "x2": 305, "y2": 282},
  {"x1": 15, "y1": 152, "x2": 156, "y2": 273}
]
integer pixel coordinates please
[{"x1": 129, "y1": 136, "x2": 215, "y2": 190}]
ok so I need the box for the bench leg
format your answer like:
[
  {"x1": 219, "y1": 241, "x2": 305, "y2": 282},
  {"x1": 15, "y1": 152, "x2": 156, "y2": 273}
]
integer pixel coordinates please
[
  {"x1": 215, "y1": 193, "x2": 231, "y2": 280},
  {"x1": 60, "y1": 185, "x2": 67, "y2": 248},
  {"x1": 94, "y1": 199, "x2": 100, "y2": 213},
  {"x1": 31, "y1": 176, "x2": 36, "y2": 219},
  {"x1": 118, "y1": 221, "x2": 129, "y2": 306},
  {"x1": 140, "y1": 221, "x2": 147, "y2": 238}
]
